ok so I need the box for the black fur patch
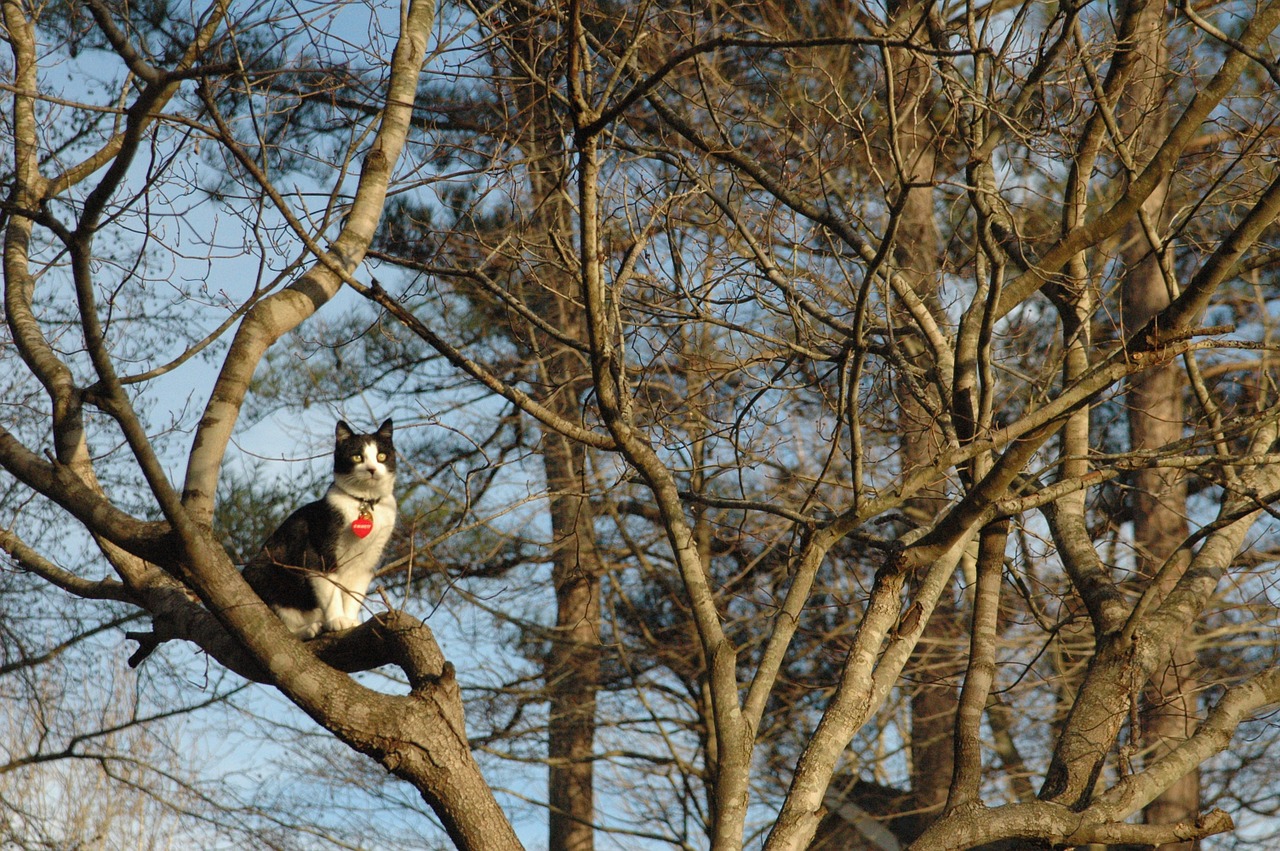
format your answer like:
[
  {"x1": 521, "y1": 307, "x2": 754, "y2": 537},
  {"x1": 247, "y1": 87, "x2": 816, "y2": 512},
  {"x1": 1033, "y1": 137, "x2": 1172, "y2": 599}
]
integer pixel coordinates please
[{"x1": 243, "y1": 499, "x2": 343, "y2": 610}]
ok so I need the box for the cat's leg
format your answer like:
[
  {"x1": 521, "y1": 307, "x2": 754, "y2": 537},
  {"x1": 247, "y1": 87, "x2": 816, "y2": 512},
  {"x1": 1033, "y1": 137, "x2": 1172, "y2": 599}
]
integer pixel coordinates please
[
  {"x1": 313, "y1": 576, "x2": 360, "y2": 632},
  {"x1": 275, "y1": 605, "x2": 324, "y2": 640},
  {"x1": 341, "y1": 583, "x2": 367, "y2": 625},
  {"x1": 297, "y1": 622, "x2": 324, "y2": 640}
]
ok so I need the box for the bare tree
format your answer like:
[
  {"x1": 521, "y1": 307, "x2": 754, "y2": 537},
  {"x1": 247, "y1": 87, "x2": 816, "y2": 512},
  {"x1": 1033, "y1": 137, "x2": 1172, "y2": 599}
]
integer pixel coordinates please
[
  {"x1": 8, "y1": 0, "x2": 1280, "y2": 850},
  {"x1": 1, "y1": 0, "x2": 521, "y2": 846}
]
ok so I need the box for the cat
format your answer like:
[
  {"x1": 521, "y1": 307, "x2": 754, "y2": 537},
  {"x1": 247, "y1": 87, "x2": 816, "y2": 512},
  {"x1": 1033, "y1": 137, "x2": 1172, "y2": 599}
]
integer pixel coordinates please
[{"x1": 243, "y1": 419, "x2": 397, "y2": 639}]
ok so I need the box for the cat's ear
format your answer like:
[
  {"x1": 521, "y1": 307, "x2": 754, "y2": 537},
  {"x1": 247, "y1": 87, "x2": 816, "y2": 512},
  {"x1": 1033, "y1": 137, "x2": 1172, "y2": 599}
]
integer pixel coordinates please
[
  {"x1": 336, "y1": 420, "x2": 354, "y2": 441},
  {"x1": 376, "y1": 418, "x2": 394, "y2": 439}
]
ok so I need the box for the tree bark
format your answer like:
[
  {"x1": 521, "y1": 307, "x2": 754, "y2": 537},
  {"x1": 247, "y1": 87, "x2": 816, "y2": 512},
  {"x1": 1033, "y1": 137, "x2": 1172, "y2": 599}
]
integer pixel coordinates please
[
  {"x1": 544, "y1": 430, "x2": 603, "y2": 851},
  {"x1": 1117, "y1": 2, "x2": 1202, "y2": 844},
  {"x1": 883, "y1": 0, "x2": 957, "y2": 824},
  {"x1": 500, "y1": 9, "x2": 604, "y2": 847}
]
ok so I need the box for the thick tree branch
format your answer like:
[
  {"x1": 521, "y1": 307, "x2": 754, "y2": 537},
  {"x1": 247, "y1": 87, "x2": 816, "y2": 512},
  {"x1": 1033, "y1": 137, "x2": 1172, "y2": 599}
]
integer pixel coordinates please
[{"x1": 180, "y1": 0, "x2": 439, "y2": 523}]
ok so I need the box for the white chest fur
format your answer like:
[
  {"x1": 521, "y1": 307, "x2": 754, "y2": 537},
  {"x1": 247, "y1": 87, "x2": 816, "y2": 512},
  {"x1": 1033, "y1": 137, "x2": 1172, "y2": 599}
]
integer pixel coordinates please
[
  {"x1": 325, "y1": 488, "x2": 396, "y2": 584},
  {"x1": 302, "y1": 486, "x2": 396, "y2": 633}
]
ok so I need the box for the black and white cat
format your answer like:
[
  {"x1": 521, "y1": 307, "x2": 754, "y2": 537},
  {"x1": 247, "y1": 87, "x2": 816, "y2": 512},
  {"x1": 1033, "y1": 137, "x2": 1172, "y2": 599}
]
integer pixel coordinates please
[{"x1": 243, "y1": 419, "x2": 397, "y2": 639}]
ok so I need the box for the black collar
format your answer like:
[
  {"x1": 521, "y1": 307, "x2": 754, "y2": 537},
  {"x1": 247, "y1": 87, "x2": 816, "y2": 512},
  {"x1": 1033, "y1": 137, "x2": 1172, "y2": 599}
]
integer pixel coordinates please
[{"x1": 333, "y1": 485, "x2": 384, "y2": 513}]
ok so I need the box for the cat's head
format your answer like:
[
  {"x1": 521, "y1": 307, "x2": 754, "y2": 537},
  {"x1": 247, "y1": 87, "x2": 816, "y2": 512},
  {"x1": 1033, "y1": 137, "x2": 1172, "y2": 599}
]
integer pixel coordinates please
[{"x1": 333, "y1": 418, "x2": 396, "y2": 497}]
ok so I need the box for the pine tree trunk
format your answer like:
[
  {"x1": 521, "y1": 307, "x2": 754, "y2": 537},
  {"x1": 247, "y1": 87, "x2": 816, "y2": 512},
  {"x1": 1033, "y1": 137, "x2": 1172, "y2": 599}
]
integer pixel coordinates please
[{"x1": 1119, "y1": 2, "x2": 1201, "y2": 842}]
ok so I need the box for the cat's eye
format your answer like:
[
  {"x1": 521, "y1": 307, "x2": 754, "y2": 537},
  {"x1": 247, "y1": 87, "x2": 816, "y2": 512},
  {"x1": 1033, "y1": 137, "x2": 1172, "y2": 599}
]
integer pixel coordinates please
[
  {"x1": 350, "y1": 454, "x2": 362, "y2": 463},
  {"x1": 377, "y1": 452, "x2": 387, "y2": 461}
]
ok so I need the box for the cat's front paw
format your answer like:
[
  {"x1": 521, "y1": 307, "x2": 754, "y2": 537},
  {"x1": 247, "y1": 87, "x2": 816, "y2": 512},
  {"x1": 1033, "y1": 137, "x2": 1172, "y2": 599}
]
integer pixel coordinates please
[
  {"x1": 296, "y1": 622, "x2": 324, "y2": 640},
  {"x1": 323, "y1": 616, "x2": 361, "y2": 633}
]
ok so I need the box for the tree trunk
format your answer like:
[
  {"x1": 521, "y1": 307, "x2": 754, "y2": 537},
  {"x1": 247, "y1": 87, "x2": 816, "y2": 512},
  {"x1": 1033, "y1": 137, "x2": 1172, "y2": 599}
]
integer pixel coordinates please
[
  {"x1": 488, "y1": 7, "x2": 607, "y2": 846},
  {"x1": 544, "y1": 428, "x2": 603, "y2": 851},
  {"x1": 884, "y1": 0, "x2": 956, "y2": 825},
  {"x1": 1119, "y1": 1, "x2": 1201, "y2": 844}
]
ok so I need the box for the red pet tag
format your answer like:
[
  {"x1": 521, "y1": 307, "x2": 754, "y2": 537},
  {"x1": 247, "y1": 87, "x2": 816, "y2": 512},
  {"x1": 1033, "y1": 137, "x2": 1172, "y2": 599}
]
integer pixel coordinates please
[{"x1": 352, "y1": 511, "x2": 374, "y2": 539}]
